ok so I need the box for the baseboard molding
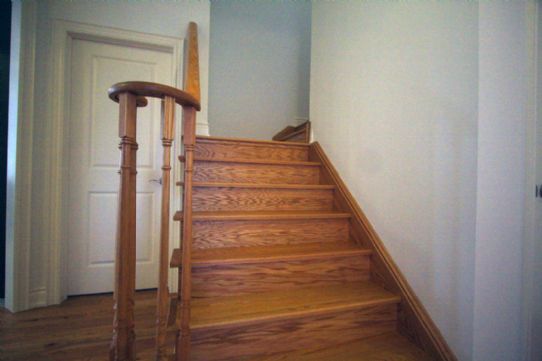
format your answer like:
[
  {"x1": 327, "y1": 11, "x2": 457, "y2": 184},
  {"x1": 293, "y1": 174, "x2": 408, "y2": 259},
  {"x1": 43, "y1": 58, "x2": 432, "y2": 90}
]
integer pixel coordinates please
[
  {"x1": 29, "y1": 288, "x2": 47, "y2": 308},
  {"x1": 309, "y1": 142, "x2": 457, "y2": 361},
  {"x1": 196, "y1": 122, "x2": 210, "y2": 136}
]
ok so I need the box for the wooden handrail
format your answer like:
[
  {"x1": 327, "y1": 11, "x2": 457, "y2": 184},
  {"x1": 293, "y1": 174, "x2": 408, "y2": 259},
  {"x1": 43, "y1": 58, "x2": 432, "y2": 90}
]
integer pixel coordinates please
[
  {"x1": 109, "y1": 81, "x2": 200, "y2": 111},
  {"x1": 184, "y1": 22, "x2": 200, "y2": 103}
]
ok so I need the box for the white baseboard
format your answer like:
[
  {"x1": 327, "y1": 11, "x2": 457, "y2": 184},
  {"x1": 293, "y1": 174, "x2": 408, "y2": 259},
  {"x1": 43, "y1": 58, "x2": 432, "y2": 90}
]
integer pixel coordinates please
[{"x1": 29, "y1": 288, "x2": 47, "y2": 308}]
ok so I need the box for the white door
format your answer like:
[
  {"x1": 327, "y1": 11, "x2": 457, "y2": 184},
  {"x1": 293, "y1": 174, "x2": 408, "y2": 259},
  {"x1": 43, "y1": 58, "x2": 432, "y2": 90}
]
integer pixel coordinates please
[{"x1": 67, "y1": 38, "x2": 174, "y2": 295}]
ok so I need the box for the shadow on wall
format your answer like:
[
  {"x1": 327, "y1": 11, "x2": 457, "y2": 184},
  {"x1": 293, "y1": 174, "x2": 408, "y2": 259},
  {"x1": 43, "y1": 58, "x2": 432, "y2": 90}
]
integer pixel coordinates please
[{"x1": 0, "y1": 1, "x2": 12, "y2": 299}]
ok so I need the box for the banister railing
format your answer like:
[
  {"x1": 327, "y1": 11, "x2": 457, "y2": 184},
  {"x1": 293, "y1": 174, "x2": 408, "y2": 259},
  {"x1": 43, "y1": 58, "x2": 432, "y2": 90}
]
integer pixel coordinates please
[{"x1": 107, "y1": 22, "x2": 201, "y2": 361}]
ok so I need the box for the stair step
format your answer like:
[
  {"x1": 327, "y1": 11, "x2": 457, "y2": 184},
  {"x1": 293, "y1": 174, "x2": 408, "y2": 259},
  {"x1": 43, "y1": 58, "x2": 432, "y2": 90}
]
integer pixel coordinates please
[
  {"x1": 174, "y1": 210, "x2": 350, "y2": 222},
  {"x1": 190, "y1": 282, "x2": 400, "y2": 361},
  {"x1": 182, "y1": 156, "x2": 321, "y2": 185},
  {"x1": 178, "y1": 182, "x2": 335, "y2": 190},
  {"x1": 191, "y1": 282, "x2": 398, "y2": 329},
  {"x1": 244, "y1": 332, "x2": 433, "y2": 361},
  {"x1": 181, "y1": 156, "x2": 319, "y2": 167},
  {"x1": 171, "y1": 242, "x2": 370, "y2": 267},
  {"x1": 192, "y1": 183, "x2": 334, "y2": 212},
  {"x1": 175, "y1": 211, "x2": 351, "y2": 249},
  {"x1": 173, "y1": 242, "x2": 371, "y2": 298},
  {"x1": 195, "y1": 135, "x2": 309, "y2": 162}
]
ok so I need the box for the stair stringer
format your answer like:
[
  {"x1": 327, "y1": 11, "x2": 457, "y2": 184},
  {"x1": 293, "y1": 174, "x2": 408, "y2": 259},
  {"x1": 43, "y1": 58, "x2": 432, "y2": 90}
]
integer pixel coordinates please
[{"x1": 309, "y1": 142, "x2": 457, "y2": 361}]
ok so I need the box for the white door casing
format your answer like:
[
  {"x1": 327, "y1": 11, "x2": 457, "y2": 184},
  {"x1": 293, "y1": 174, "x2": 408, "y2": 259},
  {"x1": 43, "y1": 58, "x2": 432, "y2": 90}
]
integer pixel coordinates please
[{"x1": 67, "y1": 39, "x2": 173, "y2": 295}]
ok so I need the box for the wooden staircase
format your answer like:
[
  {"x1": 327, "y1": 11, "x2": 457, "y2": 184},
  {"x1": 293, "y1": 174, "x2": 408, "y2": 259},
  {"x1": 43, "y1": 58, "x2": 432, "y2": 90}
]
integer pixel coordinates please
[
  {"x1": 107, "y1": 22, "x2": 456, "y2": 361},
  {"x1": 169, "y1": 135, "x2": 436, "y2": 361}
]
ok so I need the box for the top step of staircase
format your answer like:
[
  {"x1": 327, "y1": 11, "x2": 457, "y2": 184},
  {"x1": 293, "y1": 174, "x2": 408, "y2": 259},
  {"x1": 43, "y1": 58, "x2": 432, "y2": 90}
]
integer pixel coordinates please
[{"x1": 194, "y1": 135, "x2": 310, "y2": 162}]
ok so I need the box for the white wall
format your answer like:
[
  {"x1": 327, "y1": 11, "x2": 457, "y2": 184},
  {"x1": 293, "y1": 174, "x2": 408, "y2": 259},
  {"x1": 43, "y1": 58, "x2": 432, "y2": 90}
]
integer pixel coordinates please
[
  {"x1": 474, "y1": 3, "x2": 530, "y2": 360},
  {"x1": 311, "y1": 2, "x2": 535, "y2": 360},
  {"x1": 208, "y1": 0, "x2": 311, "y2": 140},
  {"x1": 311, "y1": 2, "x2": 478, "y2": 360},
  {"x1": 8, "y1": 0, "x2": 210, "y2": 310}
]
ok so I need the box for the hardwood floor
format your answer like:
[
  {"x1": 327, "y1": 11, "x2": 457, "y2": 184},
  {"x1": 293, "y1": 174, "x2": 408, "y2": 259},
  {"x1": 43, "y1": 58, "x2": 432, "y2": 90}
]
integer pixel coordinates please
[
  {"x1": 0, "y1": 291, "x2": 161, "y2": 361},
  {"x1": 0, "y1": 289, "x2": 430, "y2": 361}
]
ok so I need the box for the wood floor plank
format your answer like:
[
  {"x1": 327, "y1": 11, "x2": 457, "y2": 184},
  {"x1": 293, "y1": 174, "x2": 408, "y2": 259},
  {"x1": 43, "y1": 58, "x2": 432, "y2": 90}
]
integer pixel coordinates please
[{"x1": 0, "y1": 291, "x2": 172, "y2": 361}]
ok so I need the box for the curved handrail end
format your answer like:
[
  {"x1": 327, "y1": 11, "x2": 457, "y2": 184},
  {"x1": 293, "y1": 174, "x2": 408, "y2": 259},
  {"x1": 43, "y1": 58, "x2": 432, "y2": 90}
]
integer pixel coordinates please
[{"x1": 108, "y1": 81, "x2": 201, "y2": 111}]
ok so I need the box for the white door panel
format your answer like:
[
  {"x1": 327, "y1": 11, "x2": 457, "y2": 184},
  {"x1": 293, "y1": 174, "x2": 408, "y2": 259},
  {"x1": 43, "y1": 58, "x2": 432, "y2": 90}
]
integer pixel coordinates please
[{"x1": 67, "y1": 38, "x2": 173, "y2": 295}]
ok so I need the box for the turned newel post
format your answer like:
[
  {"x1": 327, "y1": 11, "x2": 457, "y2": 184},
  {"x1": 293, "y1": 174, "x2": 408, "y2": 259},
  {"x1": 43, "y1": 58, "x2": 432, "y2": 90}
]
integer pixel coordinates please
[{"x1": 110, "y1": 92, "x2": 143, "y2": 361}]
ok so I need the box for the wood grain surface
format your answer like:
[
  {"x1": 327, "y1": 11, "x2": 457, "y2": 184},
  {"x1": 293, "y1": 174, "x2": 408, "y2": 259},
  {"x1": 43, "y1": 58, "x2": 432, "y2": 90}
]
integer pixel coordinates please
[
  {"x1": 190, "y1": 254, "x2": 371, "y2": 298},
  {"x1": 194, "y1": 139, "x2": 308, "y2": 162},
  {"x1": 171, "y1": 241, "x2": 371, "y2": 267},
  {"x1": 246, "y1": 332, "x2": 434, "y2": 361},
  {"x1": 192, "y1": 304, "x2": 397, "y2": 361},
  {"x1": 192, "y1": 186, "x2": 334, "y2": 212},
  {"x1": 0, "y1": 291, "x2": 175, "y2": 361},
  {"x1": 188, "y1": 217, "x2": 351, "y2": 249},
  {"x1": 192, "y1": 160, "x2": 320, "y2": 185}
]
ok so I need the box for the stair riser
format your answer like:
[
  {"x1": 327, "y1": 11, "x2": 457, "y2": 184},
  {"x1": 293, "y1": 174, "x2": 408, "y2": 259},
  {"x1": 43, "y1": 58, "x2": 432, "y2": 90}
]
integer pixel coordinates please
[
  {"x1": 191, "y1": 304, "x2": 398, "y2": 361},
  {"x1": 192, "y1": 187, "x2": 334, "y2": 212},
  {"x1": 193, "y1": 218, "x2": 350, "y2": 249},
  {"x1": 192, "y1": 255, "x2": 370, "y2": 298},
  {"x1": 195, "y1": 141, "x2": 309, "y2": 162},
  {"x1": 194, "y1": 161, "x2": 320, "y2": 185}
]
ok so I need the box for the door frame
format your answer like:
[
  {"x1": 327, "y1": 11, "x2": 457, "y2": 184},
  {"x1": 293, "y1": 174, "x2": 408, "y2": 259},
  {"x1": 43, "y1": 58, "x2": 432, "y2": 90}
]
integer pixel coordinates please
[
  {"x1": 47, "y1": 20, "x2": 183, "y2": 305},
  {"x1": 524, "y1": 1, "x2": 540, "y2": 359}
]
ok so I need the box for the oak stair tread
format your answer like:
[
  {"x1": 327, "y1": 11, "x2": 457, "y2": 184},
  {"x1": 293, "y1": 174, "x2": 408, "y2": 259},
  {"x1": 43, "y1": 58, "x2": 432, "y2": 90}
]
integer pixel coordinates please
[
  {"x1": 243, "y1": 332, "x2": 434, "y2": 361},
  {"x1": 177, "y1": 181, "x2": 334, "y2": 190},
  {"x1": 173, "y1": 210, "x2": 351, "y2": 221},
  {"x1": 196, "y1": 134, "x2": 310, "y2": 147},
  {"x1": 170, "y1": 241, "x2": 371, "y2": 268},
  {"x1": 180, "y1": 155, "x2": 320, "y2": 167},
  {"x1": 190, "y1": 281, "x2": 400, "y2": 330}
]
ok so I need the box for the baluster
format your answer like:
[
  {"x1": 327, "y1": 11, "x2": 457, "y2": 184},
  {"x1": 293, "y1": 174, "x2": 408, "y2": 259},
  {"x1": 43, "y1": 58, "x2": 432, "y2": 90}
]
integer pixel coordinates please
[
  {"x1": 110, "y1": 92, "x2": 139, "y2": 361},
  {"x1": 155, "y1": 96, "x2": 176, "y2": 359},
  {"x1": 177, "y1": 106, "x2": 196, "y2": 361}
]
